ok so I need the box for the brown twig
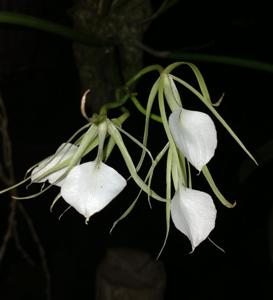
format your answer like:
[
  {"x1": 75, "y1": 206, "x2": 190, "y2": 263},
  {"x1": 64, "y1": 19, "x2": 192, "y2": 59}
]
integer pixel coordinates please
[
  {"x1": 17, "y1": 202, "x2": 51, "y2": 300},
  {"x1": 0, "y1": 93, "x2": 17, "y2": 261},
  {"x1": 0, "y1": 198, "x2": 16, "y2": 261},
  {"x1": 0, "y1": 93, "x2": 51, "y2": 300}
]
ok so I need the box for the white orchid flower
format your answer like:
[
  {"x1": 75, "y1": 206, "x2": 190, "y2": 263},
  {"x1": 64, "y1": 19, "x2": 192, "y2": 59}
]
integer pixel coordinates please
[
  {"x1": 159, "y1": 69, "x2": 238, "y2": 209},
  {"x1": 31, "y1": 143, "x2": 78, "y2": 186},
  {"x1": 58, "y1": 117, "x2": 164, "y2": 222},
  {"x1": 152, "y1": 62, "x2": 255, "y2": 254},
  {"x1": 0, "y1": 62, "x2": 257, "y2": 255},
  {"x1": 156, "y1": 72, "x2": 221, "y2": 254},
  {"x1": 61, "y1": 161, "x2": 126, "y2": 223},
  {"x1": 59, "y1": 120, "x2": 126, "y2": 223},
  {"x1": 171, "y1": 185, "x2": 217, "y2": 252},
  {"x1": 169, "y1": 108, "x2": 217, "y2": 172},
  {"x1": 1, "y1": 106, "x2": 165, "y2": 223},
  {"x1": 162, "y1": 145, "x2": 217, "y2": 253}
]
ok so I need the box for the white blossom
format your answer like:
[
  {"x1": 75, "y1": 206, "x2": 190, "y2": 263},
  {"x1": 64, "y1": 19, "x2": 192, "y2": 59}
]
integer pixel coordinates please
[
  {"x1": 61, "y1": 161, "x2": 127, "y2": 223},
  {"x1": 169, "y1": 108, "x2": 217, "y2": 172},
  {"x1": 31, "y1": 143, "x2": 78, "y2": 187},
  {"x1": 171, "y1": 185, "x2": 216, "y2": 251}
]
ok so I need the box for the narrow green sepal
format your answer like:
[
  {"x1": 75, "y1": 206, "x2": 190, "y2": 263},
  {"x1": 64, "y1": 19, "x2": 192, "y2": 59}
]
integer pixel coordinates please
[
  {"x1": 157, "y1": 147, "x2": 172, "y2": 259},
  {"x1": 50, "y1": 193, "x2": 62, "y2": 212},
  {"x1": 110, "y1": 197, "x2": 139, "y2": 234},
  {"x1": 0, "y1": 176, "x2": 31, "y2": 194},
  {"x1": 12, "y1": 184, "x2": 53, "y2": 200},
  {"x1": 202, "y1": 165, "x2": 236, "y2": 208}
]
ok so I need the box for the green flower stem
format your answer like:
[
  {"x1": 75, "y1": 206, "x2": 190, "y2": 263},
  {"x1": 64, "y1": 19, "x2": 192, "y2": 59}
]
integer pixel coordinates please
[
  {"x1": 130, "y1": 95, "x2": 162, "y2": 123},
  {"x1": 164, "y1": 62, "x2": 211, "y2": 102},
  {"x1": 96, "y1": 122, "x2": 108, "y2": 163},
  {"x1": 125, "y1": 65, "x2": 163, "y2": 87},
  {"x1": 0, "y1": 11, "x2": 108, "y2": 46},
  {"x1": 99, "y1": 94, "x2": 130, "y2": 115},
  {"x1": 100, "y1": 64, "x2": 163, "y2": 114}
]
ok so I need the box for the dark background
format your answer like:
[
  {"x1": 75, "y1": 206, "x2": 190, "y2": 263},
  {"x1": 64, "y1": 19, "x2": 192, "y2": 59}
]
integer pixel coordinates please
[{"x1": 0, "y1": 1, "x2": 273, "y2": 299}]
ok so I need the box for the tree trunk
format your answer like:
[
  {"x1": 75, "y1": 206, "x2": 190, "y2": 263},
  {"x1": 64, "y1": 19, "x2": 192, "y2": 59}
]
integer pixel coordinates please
[{"x1": 95, "y1": 248, "x2": 166, "y2": 300}]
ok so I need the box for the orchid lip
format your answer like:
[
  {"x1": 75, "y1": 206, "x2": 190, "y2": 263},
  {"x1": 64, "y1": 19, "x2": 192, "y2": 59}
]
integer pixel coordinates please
[
  {"x1": 170, "y1": 185, "x2": 217, "y2": 252},
  {"x1": 169, "y1": 108, "x2": 217, "y2": 172},
  {"x1": 60, "y1": 161, "x2": 127, "y2": 223}
]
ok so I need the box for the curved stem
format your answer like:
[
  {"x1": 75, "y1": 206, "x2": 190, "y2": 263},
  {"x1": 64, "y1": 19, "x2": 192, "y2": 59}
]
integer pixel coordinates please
[
  {"x1": 135, "y1": 42, "x2": 273, "y2": 74},
  {"x1": 99, "y1": 93, "x2": 130, "y2": 115},
  {"x1": 125, "y1": 65, "x2": 163, "y2": 87},
  {"x1": 130, "y1": 95, "x2": 162, "y2": 123},
  {"x1": 0, "y1": 11, "x2": 109, "y2": 46}
]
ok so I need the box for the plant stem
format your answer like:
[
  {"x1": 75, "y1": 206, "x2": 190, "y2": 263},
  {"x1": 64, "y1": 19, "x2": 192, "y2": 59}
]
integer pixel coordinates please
[{"x1": 0, "y1": 11, "x2": 109, "y2": 46}]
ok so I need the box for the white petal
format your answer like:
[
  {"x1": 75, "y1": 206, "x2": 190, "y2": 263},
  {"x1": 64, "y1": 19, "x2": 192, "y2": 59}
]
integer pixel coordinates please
[
  {"x1": 171, "y1": 186, "x2": 216, "y2": 251},
  {"x1": 169, "y1": 108, "x2": 217, "y2": 171},
  {"x1": 31, "y1": 143, "x2": 78, "y2": 186},
  {"x1": 60, "y1": 161, "x2": 127, "y2": 222}
]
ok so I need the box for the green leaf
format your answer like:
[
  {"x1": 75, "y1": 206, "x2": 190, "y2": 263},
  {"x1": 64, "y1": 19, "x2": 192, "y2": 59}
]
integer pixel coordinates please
[
  {"x1": 165, "y1": 52, "x2": 273, "y2": 74},
  {"x1": 0, "y1": 11, "x2": 107, "y2": 46}
]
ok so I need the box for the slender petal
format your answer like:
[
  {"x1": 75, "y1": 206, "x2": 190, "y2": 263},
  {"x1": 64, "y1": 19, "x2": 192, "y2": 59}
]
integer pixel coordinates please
[
  {"x1": 61, "y1": 161, "x2": 127, "y2": 222},
  {"x1": 169, "y1": 108, "x2": 217, "y2": 171},
  {"x1": 163, "y1": 74, "x2": 182, "y2": 110},
  {"x1": 31, "y1": 143, "x2": 78, "y2": 186},
  {"x1": 171, "y1": 185, "x2": 216, "y2": 251}
]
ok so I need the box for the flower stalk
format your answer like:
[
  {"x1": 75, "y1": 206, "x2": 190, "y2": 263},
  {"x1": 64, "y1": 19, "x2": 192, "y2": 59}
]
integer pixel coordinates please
[{"x1": 0, "y1": 62, "x2": 257, "y2": 253}]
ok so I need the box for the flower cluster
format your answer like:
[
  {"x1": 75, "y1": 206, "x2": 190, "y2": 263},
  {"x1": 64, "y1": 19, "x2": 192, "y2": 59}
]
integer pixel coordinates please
[{"x1": 0, "y1": 62, "x2": 256, "y2": 252}]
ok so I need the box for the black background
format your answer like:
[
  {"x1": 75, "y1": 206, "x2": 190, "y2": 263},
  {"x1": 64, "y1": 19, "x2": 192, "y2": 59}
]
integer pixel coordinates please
[{"x1": 0, "y1": 1, "x2": 273, "y2": 299}]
